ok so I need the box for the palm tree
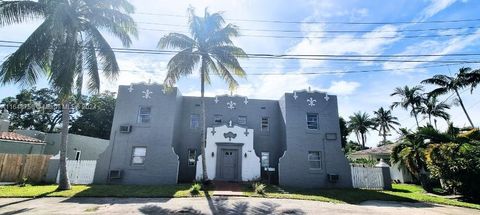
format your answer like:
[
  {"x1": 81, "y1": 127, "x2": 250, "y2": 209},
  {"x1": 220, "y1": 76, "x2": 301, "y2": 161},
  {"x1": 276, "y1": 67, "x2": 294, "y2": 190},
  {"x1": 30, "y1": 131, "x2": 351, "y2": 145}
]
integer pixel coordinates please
[
  {"x1": 419, "y1": 96, "x2": 450, "y2": 129},
  {"x1": 373, "y1": 107, "x2": 400, "y2": 145},
  {"x1": 391, "y1": 85, "x2": 424, "y2": 128},
  {"x1": 460, "y1": 68, "x2": 480, "y2": 93},
  {"x1": 0, "y1": 0, "x2": 137, "y2": 190},
  {"x1": 348, "y1": 112, "x2": 375, "y2": 148},
  {"x1": 158, "y1": 8, "x2": 247, "y2": 182},
  {"x1": 421, "y1": 67, "x2": 474, "y2": 127}
]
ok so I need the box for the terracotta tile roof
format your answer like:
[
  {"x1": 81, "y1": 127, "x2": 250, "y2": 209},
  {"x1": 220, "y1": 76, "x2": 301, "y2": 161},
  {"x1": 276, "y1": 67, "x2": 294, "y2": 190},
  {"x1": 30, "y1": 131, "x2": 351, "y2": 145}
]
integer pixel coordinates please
[
  {"x1": 350, "y1": 143, "x2": 398, "y2": 156},
  {"x1": 0, "y1": 132, "x2": 45, "y2": 144}
]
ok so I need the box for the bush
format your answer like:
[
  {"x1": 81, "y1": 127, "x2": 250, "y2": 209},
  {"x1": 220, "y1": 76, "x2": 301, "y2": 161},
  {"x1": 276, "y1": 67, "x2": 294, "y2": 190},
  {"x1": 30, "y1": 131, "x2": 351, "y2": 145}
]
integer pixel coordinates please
[
  {"x1": 253, "y1": 182, "x2": 266, "y2": 195},
  {"x1": 189, "y1": 183, "x2": 201, "y2": 196}
]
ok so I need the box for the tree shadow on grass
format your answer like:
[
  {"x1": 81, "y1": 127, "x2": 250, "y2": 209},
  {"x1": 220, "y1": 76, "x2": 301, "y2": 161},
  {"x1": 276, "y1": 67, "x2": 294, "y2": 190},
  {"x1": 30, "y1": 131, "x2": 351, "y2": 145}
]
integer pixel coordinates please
[{"x1": 282, "y1": 187, "x2": 435, "y2": 208}]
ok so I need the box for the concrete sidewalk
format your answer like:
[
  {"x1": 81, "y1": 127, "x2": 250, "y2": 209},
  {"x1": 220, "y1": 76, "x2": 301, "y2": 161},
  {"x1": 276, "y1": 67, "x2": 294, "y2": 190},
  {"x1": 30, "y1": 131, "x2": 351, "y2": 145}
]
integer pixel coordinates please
[{"x1": 0, "y1": 197, "x2": 479, "y2": 215}]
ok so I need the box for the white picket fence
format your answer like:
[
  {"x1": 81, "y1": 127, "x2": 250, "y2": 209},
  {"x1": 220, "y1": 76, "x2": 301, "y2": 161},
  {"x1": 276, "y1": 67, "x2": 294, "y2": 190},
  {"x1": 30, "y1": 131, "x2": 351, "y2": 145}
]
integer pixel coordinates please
[
  {"x1": 351, "y1": 166, "x2": 384, "y2": 190},
  {"x1": 56, "y1": 160, "x2": 97, "y2": 184}
]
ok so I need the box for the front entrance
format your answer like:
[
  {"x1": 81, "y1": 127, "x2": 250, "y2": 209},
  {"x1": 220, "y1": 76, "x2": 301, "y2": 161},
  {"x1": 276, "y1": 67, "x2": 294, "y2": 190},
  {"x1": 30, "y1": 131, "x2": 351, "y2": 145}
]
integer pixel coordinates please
[{"x1": 218, "y1": 149, "x2": 239, "y2": 181}]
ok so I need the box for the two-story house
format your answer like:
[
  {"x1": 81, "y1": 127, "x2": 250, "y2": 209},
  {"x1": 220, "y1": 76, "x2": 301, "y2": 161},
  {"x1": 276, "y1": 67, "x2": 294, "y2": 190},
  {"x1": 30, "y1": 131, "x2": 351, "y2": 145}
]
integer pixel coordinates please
[{"x1": 94, "y1": 83, "x2": 352, "y2": 188}]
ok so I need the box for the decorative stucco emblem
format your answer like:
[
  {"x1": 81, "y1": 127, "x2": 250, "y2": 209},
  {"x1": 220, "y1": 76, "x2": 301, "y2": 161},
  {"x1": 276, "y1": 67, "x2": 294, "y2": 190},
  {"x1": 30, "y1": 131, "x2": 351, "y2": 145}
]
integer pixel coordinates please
[
  {"x1": 307, "y1": 97, "x2": 317, "y2": 106},
  {"x1": 142, "y1": 89, "x2": 153, "y2": 99},
  {"x1": 244, "y1": 129, "x2": 249, "y2": 136},
  {"x1": 244, "y1": 97, "x2": 249, "y2": 105},
  {"x1": 223, "y1": 132, "x2": 237, "y2": 141},
  {"x1": 293, "y1": 91, "x2": 298, "y2": 100},
  {"x1": 227, "y1": 101, "x2": 236, "y2": 110},
  {"x1": 228, "y1": 120, "x2": 233, "y2": 127},
  {"x1": 128, "y1": 84, "x2": 134, "y2": 93},
  {"x1": 214, "y1": 97, "x2": 219, "y2": 104},
  {"x1": 211, "y1": 127, "x2": 216, "y2": 136},
  {"x1": 324, "y1": 93, "x2": 330, "y2": 101}
]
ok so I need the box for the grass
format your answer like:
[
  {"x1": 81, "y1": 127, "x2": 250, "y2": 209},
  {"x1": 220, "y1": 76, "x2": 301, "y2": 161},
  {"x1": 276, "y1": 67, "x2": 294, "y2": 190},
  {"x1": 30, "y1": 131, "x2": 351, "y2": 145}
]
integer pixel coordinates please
[
  {"x1": 243, "y1": 184, "x2": 480, "y2": 210},
  {"x1": 1, "y1": 183, "x2": 478, "y2": 210},
  {"x1": 0, "y1": 184, "x2": 206, "y2": 198}
]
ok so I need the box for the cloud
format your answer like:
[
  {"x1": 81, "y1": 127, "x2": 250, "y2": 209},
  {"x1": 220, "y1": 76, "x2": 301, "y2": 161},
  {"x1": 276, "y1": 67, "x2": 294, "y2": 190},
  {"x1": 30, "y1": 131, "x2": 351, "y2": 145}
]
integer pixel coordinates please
[
  {"x1": 383, "y1": 29, "x2": 480, "y2": 71},
  {"x1": 324, "y1": 81, "x2": 360, "y2": 95},
  {"x1": 417, "y1": 0, "x2": 457, "y2": 21}
]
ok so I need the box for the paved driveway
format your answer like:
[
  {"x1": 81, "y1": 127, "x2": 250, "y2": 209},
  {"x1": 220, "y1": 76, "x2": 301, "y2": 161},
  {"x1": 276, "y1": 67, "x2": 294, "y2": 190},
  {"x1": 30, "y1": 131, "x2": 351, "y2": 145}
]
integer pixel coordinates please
[{"x1": 0, "y1": 197, "x2": 478, "y2": 215}]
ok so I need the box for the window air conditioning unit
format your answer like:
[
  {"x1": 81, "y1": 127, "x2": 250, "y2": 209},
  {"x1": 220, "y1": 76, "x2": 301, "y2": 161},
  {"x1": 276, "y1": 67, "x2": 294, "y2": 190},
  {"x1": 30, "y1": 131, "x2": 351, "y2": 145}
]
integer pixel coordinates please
[
  {"x1": 119, "y1": 125, "x2": 132, "y2": 133},
  {"x1": 109, "y1": 170, "x2": 122, "y2": 179},
  {"x1": 327, "y1": 174, "x2": 339, "y2": 183}
]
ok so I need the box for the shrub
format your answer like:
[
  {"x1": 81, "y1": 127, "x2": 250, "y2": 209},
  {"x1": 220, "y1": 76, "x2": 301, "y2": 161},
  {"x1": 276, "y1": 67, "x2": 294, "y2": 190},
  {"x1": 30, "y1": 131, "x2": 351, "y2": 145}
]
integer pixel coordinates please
[
  {"x1": 253, "y1": 182, "x2": 266, "y2": 195},
  {"x1": 190, "y1": 183, "x2": 201, "y2": 196}
]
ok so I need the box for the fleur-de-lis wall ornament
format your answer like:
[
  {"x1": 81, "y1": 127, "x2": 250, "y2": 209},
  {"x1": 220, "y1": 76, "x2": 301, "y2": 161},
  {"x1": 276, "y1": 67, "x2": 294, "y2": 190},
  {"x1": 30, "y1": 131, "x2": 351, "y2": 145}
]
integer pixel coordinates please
[
  {"x1": 142, "y1": 89, "x2": 153, "y2": 99},
  {"x1": 307, "y1": 97, "x2": 317, "y2": 106},
  {"x1": 128, "y1": 84, "x2": 134, "y2": 93},
  {"x1": 227, "y1": 101, "x2": 236, "y2": 110}
]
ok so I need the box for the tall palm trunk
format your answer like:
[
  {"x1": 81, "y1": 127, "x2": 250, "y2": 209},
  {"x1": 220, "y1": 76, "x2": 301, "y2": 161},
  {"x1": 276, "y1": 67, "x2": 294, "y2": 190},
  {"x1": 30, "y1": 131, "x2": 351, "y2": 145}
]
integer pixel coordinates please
[
  {"x1": 454, "y1": 89, "x2": 474, "y2": 127},
  {"x1": 381, "y1": 128, "x2": 387, "y2": 144},
  {"x1": 412, "y1": 104, "x2": 420, "y2": 127},
  {"x1": 58, "y1": 100, "x2": 71, "y2": 190},
  {"x1": 200, "y1": 60, "x2": 208, "y2": 182}
]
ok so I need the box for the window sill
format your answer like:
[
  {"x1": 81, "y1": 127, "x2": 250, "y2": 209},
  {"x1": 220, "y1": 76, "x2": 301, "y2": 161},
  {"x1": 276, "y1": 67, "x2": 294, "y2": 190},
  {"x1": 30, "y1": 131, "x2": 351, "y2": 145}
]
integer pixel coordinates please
[
  {"x1": 305, "y1": 129, "x2": 321, "y2": 134},
  {"x1": 128, "y1": 165, "x2": 146, "y2": 170},
  {"x1": 308, "y1": 169, "x2": 323, "y2": 174}
]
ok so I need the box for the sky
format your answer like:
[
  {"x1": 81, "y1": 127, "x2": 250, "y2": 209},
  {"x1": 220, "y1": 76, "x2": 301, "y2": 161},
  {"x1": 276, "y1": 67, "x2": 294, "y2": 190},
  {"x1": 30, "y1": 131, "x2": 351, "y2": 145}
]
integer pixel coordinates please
[{"x1": 0, "y1": 0, "x2": 479, "y2": 147}]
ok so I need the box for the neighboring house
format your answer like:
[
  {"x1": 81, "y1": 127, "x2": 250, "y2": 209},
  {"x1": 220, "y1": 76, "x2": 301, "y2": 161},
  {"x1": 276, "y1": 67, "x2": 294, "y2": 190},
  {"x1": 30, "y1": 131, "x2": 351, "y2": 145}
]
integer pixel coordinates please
[
  {"x1": 0, "y1": 110, "x2": 46, "y2": 154},
  {"x1": 0, "y1": 131, "x2": 46, "y2": 154},
  {"x1": 94, "y1": 83, "x2": 352, "y2": 188},
  {"x1": 349, "y1": 144, "x2": 414, "y2": 183},
  {"x1": 14, "y1": 130, "x2": 109, "y2": 161}
]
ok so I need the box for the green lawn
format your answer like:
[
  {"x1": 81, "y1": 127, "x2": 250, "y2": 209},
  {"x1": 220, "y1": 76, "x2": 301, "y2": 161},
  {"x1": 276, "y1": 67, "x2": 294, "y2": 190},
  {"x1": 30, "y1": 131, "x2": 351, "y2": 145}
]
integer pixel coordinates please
[
  {"x1": 0, "y1": 184, "x2": 201, "y2": 198},
  {"x1": 243, "y1": 184, "x2": 480, "y2": 210},
  {"x1": 1, "y1": 184, "x2": 478, "y2": 210}
]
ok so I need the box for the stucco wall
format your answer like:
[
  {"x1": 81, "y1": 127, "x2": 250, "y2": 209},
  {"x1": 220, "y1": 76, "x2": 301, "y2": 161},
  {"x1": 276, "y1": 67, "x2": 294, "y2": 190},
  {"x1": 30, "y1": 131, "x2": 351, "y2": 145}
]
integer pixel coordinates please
[
  {"x1": 94, "y1": 84, "x2": 180, "y2": 185},
  {"x1": 14, "y1": 130, "x2": 108, "y2": 160},
  {"x1": 0, "y1": 140, "x2": 45, "y2": 154},
  {"x1": 196, "y1": 125, "x2": 260, "y2": 181},
  {"x1": 278, "y1": 91, "x2": 352, "y2": 188}
]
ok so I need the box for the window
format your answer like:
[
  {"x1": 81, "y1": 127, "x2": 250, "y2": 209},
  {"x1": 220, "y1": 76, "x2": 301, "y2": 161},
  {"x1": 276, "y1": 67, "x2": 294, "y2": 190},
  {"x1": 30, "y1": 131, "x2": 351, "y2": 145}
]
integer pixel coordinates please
[
  {"x1": 238, "y1": 116, "x2": 247, "y2": 125},
  {"x1": 131, "y1": 147, "x2": 147, "y2": 165},
  {"x1": 137, "y1": 107, "x2": 151, "y2": 123},
  {"x1": 306, "y1": 113, "x2": 319, "y2": 129},
  {"x1": 190, "y1": 114, "x2": 200, "y2": 129},
  {"x1": 214, "y1": 114, "x2": 223, "y2": 124},
  {"x1": 188, "y1": 149, "x2": 196, "y2": 166},
  {"x1": 74, "y1": 150, "x2": 81, "y2": 161},
  {"x1": 261, "y1": 152, "x2": 270, "y2": 168},
  {"x1": 261, "y1": 117, "x2": 269, "y2": 131},
  {"x1": 308, "y1": 151, "x2": 322, "y2": 170}
]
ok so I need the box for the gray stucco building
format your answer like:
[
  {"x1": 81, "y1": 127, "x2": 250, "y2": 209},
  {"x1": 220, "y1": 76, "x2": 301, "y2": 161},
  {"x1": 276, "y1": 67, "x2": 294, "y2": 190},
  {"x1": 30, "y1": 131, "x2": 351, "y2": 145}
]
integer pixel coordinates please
[{"x1": 94, "y1": 83, "x2": 352, "y2": 188}]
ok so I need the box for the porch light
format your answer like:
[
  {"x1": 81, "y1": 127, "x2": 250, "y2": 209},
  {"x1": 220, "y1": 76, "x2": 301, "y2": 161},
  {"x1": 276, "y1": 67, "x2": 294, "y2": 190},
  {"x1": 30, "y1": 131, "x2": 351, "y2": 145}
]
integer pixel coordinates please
[
  {"x1": 211, "y1": 152, "x2": 215, "y2": 157},
  {"x1": 244, "y1": 153, "x2": 247, "y2": 158}
]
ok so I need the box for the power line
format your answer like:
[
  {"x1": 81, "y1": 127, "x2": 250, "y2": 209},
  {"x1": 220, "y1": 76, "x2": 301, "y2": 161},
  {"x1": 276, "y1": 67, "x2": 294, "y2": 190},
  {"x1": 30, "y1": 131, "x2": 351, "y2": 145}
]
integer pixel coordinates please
[
  {"x1": 137, "y1": 27, "x2": 480, "y2": 39},
  {"x1": 2, "y1": 40, "x2": 480, "y2": 64},
  {"x1": 137, "y1": 21, "x2": 480, "y2": 34},
  {"x1": 134, "y1": 12, "x2": 480, "y2": 25}
]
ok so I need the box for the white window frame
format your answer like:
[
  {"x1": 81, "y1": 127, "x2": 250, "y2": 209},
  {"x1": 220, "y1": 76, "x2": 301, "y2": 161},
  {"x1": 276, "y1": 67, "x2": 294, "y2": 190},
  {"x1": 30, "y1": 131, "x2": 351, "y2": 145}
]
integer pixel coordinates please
[
  {"x1": 308, "y1": 151, "x2": 322, "y2": 170},
  {"x1": 74, "y1": 150, "x2": 81, "y2": 161},
  {"x1": 306, "y1": 113, "x2": 319, "y2": 129},
  {"x1": 137, "y1": 106, "x2": 151, "y2": 124},
  {"x1": 261, "y1": 117, "x2": 269, "y2": 132},
  {"x1": 261, "y1": 152, "x2": 270, "y2": 168},
  {"x1": 190, "y1": 114, "x2": 200, "y2": 129},
  {"x1": 187, "y1": 149, "x2": 196, "y2": 166},
  {"x1": 131, "y1": 147, "x2": 147, "y2": 165}
]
